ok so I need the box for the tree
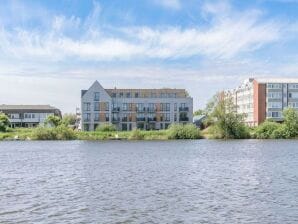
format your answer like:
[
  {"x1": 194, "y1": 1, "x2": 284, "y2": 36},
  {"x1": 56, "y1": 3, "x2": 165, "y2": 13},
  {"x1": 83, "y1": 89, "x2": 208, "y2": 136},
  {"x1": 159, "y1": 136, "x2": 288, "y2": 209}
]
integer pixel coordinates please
[
  {"x1": 0, "y1": 113, "x2": 10, "y2": 132},
  {"x1": 45, "y1": 115, "x2": 62, "y2": 127},
  {"x1": 62, "y1": 113, "x2": 77, "y2": 126},
  {"x1": 283, "y1": 108, "x2": 298, "y2": 137},
  {"x1": 209, "y1": 94, "x2": 250, "y2": 139},
  {"x1": 193, "y1": 109, "x2": 205, "y2": 116}
]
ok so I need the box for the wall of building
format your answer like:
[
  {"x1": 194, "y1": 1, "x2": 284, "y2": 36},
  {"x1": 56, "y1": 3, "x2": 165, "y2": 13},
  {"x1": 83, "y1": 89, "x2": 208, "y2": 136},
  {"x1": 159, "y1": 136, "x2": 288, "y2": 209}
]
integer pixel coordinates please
[{"x1": 81, "y1": 81, "x2": 193, "y2": 131}]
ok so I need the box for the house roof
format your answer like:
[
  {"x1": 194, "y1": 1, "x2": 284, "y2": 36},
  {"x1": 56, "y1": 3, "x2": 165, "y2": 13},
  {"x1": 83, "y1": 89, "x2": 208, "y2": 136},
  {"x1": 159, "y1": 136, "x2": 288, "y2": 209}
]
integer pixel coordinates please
[{"x1": 0, "y1": 105, "x2": 59, "y2": 110}]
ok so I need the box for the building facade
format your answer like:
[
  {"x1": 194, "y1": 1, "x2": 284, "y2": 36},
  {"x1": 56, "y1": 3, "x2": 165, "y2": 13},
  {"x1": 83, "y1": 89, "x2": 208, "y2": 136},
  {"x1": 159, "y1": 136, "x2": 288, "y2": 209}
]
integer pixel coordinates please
[
  {"x1": 81, "y1": 81, "x2": 193, "y2": 131},
  {"x1": 224, "y1": 78, "x2": 298, "y2": 126},
  {"x1": 0, "y1": 105, "x2": 62, "y2": 128}
]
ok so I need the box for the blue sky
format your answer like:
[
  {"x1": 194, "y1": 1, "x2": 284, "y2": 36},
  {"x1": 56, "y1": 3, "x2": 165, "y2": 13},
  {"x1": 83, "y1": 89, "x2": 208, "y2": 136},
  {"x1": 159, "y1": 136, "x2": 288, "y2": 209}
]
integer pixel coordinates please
[{"x1": 0, "y1": 0, "x2": 298, "y2": 113}]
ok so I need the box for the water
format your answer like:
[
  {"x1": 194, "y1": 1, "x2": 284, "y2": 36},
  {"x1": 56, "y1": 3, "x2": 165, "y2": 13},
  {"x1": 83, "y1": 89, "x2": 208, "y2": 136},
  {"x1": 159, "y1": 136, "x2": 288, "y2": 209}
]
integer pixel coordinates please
[{"x1": 0, "y1": 140, "x2": 298, "y2": 224}]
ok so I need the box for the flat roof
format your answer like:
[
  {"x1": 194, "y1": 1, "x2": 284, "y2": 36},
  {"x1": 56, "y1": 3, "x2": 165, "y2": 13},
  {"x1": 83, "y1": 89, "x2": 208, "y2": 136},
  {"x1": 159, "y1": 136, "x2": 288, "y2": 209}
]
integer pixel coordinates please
[
  {"x1": 254, "y1": 78, "x2": 298, "y2": 84},
  {"x1": 0, "y1": 105, "x2": 59, "y2": 110}
]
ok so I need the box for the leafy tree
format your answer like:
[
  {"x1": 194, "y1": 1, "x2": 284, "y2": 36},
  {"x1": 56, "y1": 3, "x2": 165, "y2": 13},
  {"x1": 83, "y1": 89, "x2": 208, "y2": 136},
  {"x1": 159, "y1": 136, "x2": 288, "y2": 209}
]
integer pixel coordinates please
[
  {"x1": 0, "y1": 113, "x2": 10, "y2": 132},
  {"x1": 193, "y1": 109, "x2": 205, "y2": 116},
  {"x1": 62, "y1": 113, "x2": 77, "y2": 126},
  {"x1": 283, "y1": 108, "x2": 298, "y2": 138},
  {"x1": 209, "y1": 94, "x2": 250, "y2": 139},
  {"x1": 45, "y1": 115, "x2": 62, "y2": 127}
]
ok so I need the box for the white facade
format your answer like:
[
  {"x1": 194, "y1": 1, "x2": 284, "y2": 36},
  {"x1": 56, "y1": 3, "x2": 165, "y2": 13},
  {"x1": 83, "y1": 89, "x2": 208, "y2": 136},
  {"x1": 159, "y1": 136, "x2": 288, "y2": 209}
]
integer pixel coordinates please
[{"x1": 81, "y1": 81, "x2": 193, "y2": 131}]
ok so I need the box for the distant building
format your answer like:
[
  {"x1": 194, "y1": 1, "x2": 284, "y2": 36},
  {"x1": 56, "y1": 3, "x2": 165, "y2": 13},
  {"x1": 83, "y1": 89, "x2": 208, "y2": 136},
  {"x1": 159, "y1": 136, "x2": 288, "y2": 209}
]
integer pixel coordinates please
[
  {"x1": 81, "y1": 81, "x2": 193, "y2": 131},
  {"x1": 0, "y1": 105, "x2": 62, "y2": 128},
  {"x1": 224, "y1": 78, "x2": 298, "y2": 126}
]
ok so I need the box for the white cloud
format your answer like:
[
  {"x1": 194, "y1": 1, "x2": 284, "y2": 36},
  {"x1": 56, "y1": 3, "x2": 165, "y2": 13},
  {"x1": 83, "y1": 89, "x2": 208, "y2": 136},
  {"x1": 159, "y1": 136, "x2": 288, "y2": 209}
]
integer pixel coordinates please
[{"x1": 0, "y1": 7, "x2": 281, "y2": 62}]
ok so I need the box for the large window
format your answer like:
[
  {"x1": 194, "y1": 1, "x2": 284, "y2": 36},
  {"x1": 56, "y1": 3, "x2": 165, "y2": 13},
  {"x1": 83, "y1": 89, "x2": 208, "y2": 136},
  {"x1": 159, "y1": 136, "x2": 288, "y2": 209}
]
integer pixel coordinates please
[
  {"x1": 83, "y1": 113, "x2": 91, "y2": 122},
  {"x1": 94, "y1": 92, "x2": 100, "y2": 101},
  {"x1": 83, "y1": 102, "x2": 91, "y2": 111},
  {"x1": 289, "y1": 92, "x2": 298, "y2": 99},
  {"x1": 94, "y1": 102, "x2": 100, "y2": 111},
  {"x1": 267, "y1": 102, "x2": 282, "y2": 109},
  {"x1": 122, "y1": 103, "x2": 128, "y2": 111},
  {"x1": 267, "y1": 92, "x2": 282, "y2": 99},
  {"x1": 105, "y1": 113, "x2": 109, "y2": 122},
  {"x1": 165, "y1": 113, "x2": 170, "y2": 121},
  {"x1": 94, "y1": 113, "x2": 99, "y2": 121}
]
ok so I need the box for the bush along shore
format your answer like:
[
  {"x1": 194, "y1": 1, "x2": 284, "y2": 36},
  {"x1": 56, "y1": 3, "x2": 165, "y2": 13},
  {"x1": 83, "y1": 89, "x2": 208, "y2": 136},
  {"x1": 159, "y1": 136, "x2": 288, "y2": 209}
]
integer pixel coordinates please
[
  {"x1": 0, "y1": 122, "x2": 202, "y2": 141},
  {"x1": 1, "y1": 99, "x2": 298, "y2": 141}
]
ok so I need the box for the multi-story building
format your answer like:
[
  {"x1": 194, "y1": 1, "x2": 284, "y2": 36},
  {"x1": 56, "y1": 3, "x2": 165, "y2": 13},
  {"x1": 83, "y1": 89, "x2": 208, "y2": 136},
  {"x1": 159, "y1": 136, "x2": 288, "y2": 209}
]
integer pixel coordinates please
[
  {"x1": 81, "y1": 81, "x2": 193, "y2": 131},
  {"x1": 224, "y1": 78, "x2": 298, "y2": 126},
  {"x1": 0, "y1": 105, "x2": 62, "y2": 128}
]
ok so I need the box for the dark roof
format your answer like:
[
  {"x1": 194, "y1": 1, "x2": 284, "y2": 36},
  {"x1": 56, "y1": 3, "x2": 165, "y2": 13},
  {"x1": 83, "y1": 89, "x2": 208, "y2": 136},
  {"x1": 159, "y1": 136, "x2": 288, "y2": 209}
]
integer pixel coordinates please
[{"x1": 0, "y1": 105, "x2": 59, "y2": 110}]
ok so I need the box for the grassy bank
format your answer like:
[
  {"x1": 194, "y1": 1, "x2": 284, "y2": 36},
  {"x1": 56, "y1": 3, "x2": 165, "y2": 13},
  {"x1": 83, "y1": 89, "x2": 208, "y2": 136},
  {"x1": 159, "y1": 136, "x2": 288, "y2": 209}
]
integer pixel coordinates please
[{"x1": 0, "y1": 124, "x2": 202, "y2": 141}]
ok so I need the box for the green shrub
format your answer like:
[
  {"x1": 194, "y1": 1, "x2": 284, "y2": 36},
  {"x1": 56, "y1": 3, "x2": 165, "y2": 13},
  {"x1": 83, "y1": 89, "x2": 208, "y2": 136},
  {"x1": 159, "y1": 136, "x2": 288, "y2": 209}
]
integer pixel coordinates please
[
  {"x1": 0, "y1": 113, "x2": 10, "y2": 132},
  {"x1": 255, "y1": 120, "x2": 281, "y2": 139},
  {"x1": 96, "y1": 123, "x2": 116, "y2": 132},
  {"x1": 129, "y1": 129, "x2": 145, "y2": 140},
  {"x1": 271, "y1": 124, "x2": 289, "y2": 139},
  {"x1": 167, "y1": 124, "x2": 201, "y2": 139},
  {"x1": 32, "y1": 125, "x2": 76, "y2": 140}
]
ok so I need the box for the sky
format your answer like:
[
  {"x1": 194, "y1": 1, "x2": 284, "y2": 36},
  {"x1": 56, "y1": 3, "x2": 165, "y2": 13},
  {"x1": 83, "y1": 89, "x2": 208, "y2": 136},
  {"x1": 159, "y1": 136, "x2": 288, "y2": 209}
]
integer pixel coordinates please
[{"x1": 0, "y1": 0, "x2": 298, "y2": 113}]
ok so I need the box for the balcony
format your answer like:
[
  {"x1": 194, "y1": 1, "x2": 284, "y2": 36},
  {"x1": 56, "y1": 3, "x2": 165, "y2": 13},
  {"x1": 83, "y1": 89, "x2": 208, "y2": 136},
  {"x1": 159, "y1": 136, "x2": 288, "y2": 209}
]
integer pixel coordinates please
[
  {"x1": 179, "y1": 107, "x2": 189, "y2": 112},
  {"x1": 112, "y1": 118, "x2": 120, "y2": 122},
  {"x1": 148, "y1": 117, "x2": 157, "y2": 122},
  {"x1": 137, "y1": 117, "x2": 146, "y2": 122},
  {"x1": 112, "y1": 107, "x2": 120, "y2": 112},
  {"x1": 179, "y1": 117, "x2": 189, "y2": 122}
]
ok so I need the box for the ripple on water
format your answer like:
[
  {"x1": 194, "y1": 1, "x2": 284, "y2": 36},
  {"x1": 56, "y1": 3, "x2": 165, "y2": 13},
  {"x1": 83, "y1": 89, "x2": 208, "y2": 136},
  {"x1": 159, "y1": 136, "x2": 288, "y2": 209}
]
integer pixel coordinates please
[{"x1": 0, "y1": 140, "x2": 298, "y2": 223}]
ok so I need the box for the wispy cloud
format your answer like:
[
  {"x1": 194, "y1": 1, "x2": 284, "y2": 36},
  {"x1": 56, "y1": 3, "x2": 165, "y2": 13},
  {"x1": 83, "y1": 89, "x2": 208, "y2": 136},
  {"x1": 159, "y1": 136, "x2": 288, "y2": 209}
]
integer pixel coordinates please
[{"x1": 0, "y1": 1, "x2": 282, "y2": 62}]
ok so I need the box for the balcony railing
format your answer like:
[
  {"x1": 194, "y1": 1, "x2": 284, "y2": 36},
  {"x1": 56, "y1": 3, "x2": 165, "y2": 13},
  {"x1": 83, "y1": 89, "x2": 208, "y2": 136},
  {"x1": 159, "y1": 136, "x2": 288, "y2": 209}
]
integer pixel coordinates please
[
  {"x1": 112, "y1": 107, "x2": 120, "y2": 112},
  {"x1": 179, "y1": 107, "x2": 189, "y2": 112},
  {"x1": 179, "y1": 117, "x2": 189, "y2": 121}
]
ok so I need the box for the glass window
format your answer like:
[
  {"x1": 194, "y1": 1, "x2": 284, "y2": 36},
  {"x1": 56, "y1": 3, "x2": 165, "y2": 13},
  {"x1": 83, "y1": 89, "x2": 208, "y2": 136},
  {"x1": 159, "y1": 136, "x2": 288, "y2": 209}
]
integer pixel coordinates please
[
  {"x1": 94, "y1": 113, "x2": 99, "y2": 121},
  {"x1": 94, "y1": 92, "x2": 100, "y2": 101},
  {"x1": 94, "y1": 102, "x2": 100, "y2": 111},
  {"x1": 105, "y1": 113, "x2": 109, "y2": 121},
  {"x1": 83, "y1": 102, "x2": 91, "y2": 111}
]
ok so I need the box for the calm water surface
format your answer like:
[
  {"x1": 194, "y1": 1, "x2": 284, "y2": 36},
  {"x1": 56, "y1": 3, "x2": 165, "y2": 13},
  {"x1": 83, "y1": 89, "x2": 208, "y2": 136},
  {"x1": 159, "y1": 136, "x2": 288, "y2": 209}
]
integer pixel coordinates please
[{"x1": 0, "y1": 140, "x2": 298, "y2": 223}]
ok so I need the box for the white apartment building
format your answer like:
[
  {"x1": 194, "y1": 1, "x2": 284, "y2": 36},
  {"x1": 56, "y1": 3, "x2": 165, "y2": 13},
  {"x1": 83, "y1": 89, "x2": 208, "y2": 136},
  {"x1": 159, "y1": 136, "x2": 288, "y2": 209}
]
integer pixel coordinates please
[
  {"x1": 81, "y1": 81, "x2": 193, "y2": 131},
  {"x1": 224, "y1": 78, "x2": 298, "y2": 126}
]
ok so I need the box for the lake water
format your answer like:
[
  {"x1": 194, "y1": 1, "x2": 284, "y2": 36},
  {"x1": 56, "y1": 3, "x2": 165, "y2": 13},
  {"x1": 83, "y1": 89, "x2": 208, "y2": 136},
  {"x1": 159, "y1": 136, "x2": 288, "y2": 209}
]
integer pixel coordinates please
[{"x1": 0, "y1": 140, "x2": 298, "y2": 223}]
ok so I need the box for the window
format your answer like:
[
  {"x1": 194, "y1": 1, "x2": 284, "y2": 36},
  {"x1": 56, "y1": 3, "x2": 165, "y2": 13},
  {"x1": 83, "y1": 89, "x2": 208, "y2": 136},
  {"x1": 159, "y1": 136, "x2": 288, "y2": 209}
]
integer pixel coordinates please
[
  {"x1": 105, "y1": 113, "x2": 109, "y2": 122},
  {"x1": 289, "y1": 84, "x2": 298, "y2": 89},
  {"x1": 94, "y1": 92, "x2": 100, "y2": 101},
  {"x1": 94, "y1": 102, "x2": 100, "y2": 111},
  {"x1": 83, "y1": 113, "x2": 90, "y2": 122},
  {"x1": 289, "y1": 92, "x2": 298, "y2": 99},
  {"x1": 148, "y1": 103, "x2": 155, "y2": 112},
  {"x1": 165, "y1": 113, "x2": 170, "y2": 121},
  {"x1": 267, "y1": 102, "x2": 282, "y2": 109},
  {"x1": 94, "y1": 113, "x2": 100, "y2": 121},
  {"x1": 174, "y1": 103, "x2": 177, "y2": 111},
  {"x1": 119, "y1": 92, "x2": 123, "y2": 97},
  {"x1": 174, "y1": 113, "x2": 177, "y2": 121},
  {"x1": 112, "y1": 93, "x2": 116, "y2": 98},
  {"x1": 83, "y1": 102, "x2": 91, "y2": 111},
  {"x1": 136, "y1": 103, "x2": 144, "y2": 112},
  {"x1": 267, "y1": 92, "x2": 282, "y2": 99},
  {"x1": 267, "y1": 83, "x2": 282, "y2": 89},
  {"x1": 126, "y1": 92, "x2": 131, "y2": 98},
  {"x1": 289, "y1": 102, "x2": 298, "y2": 108},
  {"x1": 268, "y1": 111, "x2": 281, "y2": 118},
  {"x1": 135, "y1": 92, "x2": 139, "y2": 98},
  {"x1": 122, "y1": 103, "x2": 128, "y2": 111},
  {"x1": 105, "y1": 102, "x2": 109, "y2": 111}
]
